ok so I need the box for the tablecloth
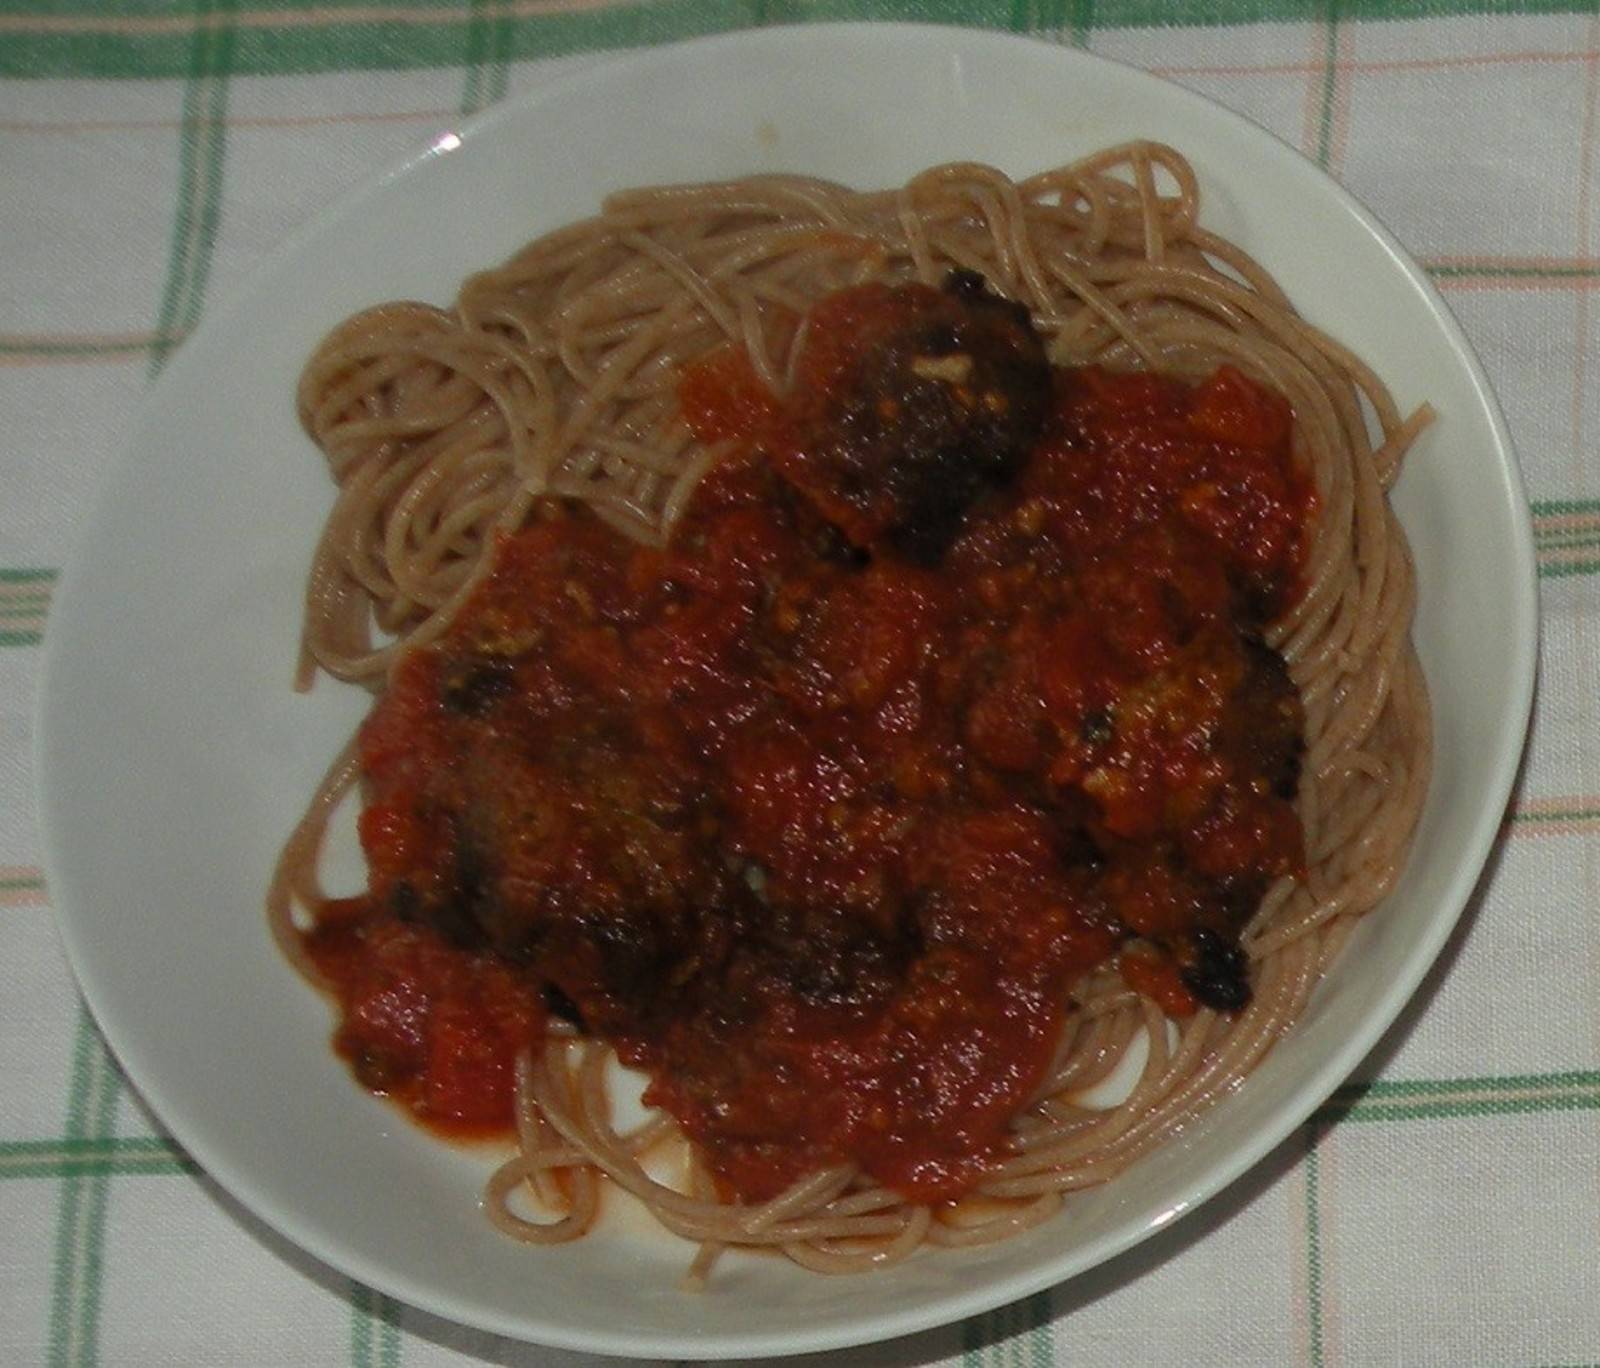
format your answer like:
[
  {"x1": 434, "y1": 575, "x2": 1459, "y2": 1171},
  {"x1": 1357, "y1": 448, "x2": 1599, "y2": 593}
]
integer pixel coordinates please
[{"x1": 1, "y1": 2, "x2": 1591, "y2": 1364}]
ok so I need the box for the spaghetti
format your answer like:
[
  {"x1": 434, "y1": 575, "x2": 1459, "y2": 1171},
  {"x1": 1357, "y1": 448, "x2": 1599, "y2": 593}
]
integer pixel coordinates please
[{"x1": 271, "y1": 143, "x2": 1430, "y2": 1281}]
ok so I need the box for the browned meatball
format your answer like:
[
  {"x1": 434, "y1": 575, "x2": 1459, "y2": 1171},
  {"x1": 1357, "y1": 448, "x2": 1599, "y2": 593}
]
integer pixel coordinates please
[{"x1": 777, "y1": 271, "x2": 1052, "y2": 563}]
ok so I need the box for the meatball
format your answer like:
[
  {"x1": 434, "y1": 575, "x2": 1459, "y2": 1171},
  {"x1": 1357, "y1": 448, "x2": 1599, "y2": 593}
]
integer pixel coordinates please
[
  {"x1": 443, "y1": 713, "x2": 729, "y2": 1038},
  {"x1": 777, "y1": 270, "x2": 1052, "y2": 563}
]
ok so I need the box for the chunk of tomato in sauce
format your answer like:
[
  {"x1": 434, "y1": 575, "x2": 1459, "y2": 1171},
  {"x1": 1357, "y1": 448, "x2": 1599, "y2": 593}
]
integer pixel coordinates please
[
  {"x1": 1188, "y1": 364, "x2": 1292, "y2": 448},
  {"x1": 307, "y1": 917, "x2": 544, "y2": 1136}
]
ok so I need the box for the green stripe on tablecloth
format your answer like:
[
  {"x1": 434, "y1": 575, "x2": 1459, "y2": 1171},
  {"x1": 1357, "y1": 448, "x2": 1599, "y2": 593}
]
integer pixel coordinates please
[
  {"x1": 980, "y1": 1301, "x2": 1002, "y2": 1368},
  {"x1": 962, "y1": 1305, "x2": 983, "y2": 1368},
  {"x1": 1322, "y1": 1092, "x2": 1600, "y2": 1124},
  {"x1": 1313, "y1": 1, "x2": 1338, "y2": 170},
  {"x1": 0, "y1": 1137, "x2": 192, "y2": 1157},
  {"x1": 0, "y1": 873, "x2": 46, "y2": 893},
  {"x1": 1302, "y1": 1123, "x2": 1327, "y2": 1368},
  {"x1": 7, "y1": 0, "x2": 1600, "y2": 81},
  {"x1": 459, "y1": 0, "x2": 512, "y2": 113},
  {"x1": 379, "y1": 1295, "x2": 401, "y2": 1368},
  {"x1": 47, "y1": 1009, "x2": 124, "y2": 1368},
  {"x1": 0, "y1": 1138, "x2": 197, "y2": 1181},
  {"x1": 74, "y1": 1046, "x2": 121, "y2": 1368},
  {"x1": 0, "y1": 565, "x2": 54, "y2": 642},
  {"x1": 349, "y1": 1286, "x2": 374, "y2": 1368},
  {"x1": 1526, "y1": 496, "x2": 1600, "y2": 576},
  {"x1": 1317, "y1": 1068, "x2": 1600, "y2": 1125},
  {"x1": 460, "y1": 0, "x2": 490, "y2": 113},
  {"x1": 963, "y1": 1296, "x2": 1018, "y2": 1368},
  {"x1": 0, "y1": 337, "x2": 162, "y2": 358},
  {"x1": 350, "y1": 1281, "x2": 403, "y2": 1368},
  {"x1": 1540, "y1": 560, "x2": 1600, "y2": 580},
  {"x1": 1533, "y1": 497, "x2": 1600, "y2": 516},
  {"x1": 149, "y1": 0, "x2": 235, "y2": 375},
  {"x1": 1335, "y1": 1067, "x2": 1600, "y2": 1099},
  {"x1": 0, "y1": 0, "x2": 1592, "y2": 18},
  {"x1": 0, "y1": 0, "x2": 1594, "y2": 22},
  {"x1": 1024, "y1": 1290, "x2": 1053, "y2": 1368},
  {"x1": 967, "y1": 1289, "x2": 1050, "y2": 1368},
  {"x1": 995, "y1": 1295, "x2": 1021, "y2": 1368},
  {"x1": 1429, "y1": 264, "x2": 1600, "y2": 282},
  {"x1": 0, "y1": 603, "x2": 51, "y2": 629},
  {"x1": 1066, "y1": 0, "x2": 1094, "y2": 47},
  {"x1": 1510, "y1": 805, "x2": 1600, "y2": 826},
  {"x1": 1536, "y1": 531, "x2": 1600, "y2": 549},
  {"x1": 0, "y1": 0, "x2": 758, "y2": 79},
  {"x1": 1537, "y1": 533, "x2": 1600, "y2": 567},
  {"x1": 1008, "y1": 1295, "x2": 1028, "y2": 1368}
]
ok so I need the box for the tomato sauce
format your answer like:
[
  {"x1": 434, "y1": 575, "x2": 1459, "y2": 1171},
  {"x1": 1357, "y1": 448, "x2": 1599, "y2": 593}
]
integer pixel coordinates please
[{"x1": 303, "y1": 274, "x2": 1311, "y2": 1201}]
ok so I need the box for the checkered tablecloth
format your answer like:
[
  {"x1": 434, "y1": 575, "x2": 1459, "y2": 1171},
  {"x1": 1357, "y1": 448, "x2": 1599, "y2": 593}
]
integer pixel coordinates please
[{"x1": 2, "y1": 2, "x2": 1593, "y2": 1365}]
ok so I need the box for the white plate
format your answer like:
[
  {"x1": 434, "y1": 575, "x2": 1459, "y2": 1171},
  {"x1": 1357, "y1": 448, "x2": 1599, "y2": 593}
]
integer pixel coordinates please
[{"x1": 37, "y1": 23, "x2": 1536, "y2": 1361}]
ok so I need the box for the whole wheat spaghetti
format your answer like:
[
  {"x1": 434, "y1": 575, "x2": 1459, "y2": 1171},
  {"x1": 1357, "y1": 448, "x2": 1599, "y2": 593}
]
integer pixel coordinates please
[{"x1": 271, "y1": 142, "x2": 1430, "y2": 1282}]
